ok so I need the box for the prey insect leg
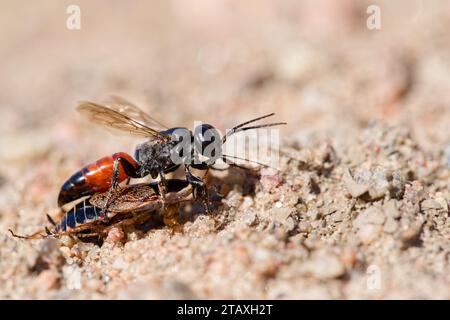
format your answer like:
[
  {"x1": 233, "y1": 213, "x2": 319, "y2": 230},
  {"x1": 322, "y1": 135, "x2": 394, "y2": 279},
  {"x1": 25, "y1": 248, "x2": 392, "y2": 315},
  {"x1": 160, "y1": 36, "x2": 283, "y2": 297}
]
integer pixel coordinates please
[{"x1": 158, "y1": 171, "x2": 169, "y2": 211}]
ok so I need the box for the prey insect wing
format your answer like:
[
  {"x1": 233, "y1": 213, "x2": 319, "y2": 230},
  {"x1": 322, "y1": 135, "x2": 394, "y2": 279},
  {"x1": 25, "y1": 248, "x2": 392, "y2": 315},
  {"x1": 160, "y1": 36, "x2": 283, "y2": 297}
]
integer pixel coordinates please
[{"x1": 76, "y1": 101, "x2": 170, "y2": 142}]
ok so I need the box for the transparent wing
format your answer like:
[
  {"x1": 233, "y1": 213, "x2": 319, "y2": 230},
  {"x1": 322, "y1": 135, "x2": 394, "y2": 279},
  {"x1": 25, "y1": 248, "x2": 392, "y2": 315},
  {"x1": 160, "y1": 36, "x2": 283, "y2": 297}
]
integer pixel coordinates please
[
  {"x1": 105, "y1": 96, "x2": 169, "y2": 131},
  {"x1": 76, "y1": 101, "x2": 170, "y2": 141}
]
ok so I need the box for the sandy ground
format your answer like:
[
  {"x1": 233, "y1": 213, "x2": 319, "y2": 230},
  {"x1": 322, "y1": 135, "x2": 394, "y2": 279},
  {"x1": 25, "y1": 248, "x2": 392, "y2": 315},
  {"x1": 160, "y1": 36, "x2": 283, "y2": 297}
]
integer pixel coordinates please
[{"x1": 0, "y1": 1, "x2": 449, "y2": 299}]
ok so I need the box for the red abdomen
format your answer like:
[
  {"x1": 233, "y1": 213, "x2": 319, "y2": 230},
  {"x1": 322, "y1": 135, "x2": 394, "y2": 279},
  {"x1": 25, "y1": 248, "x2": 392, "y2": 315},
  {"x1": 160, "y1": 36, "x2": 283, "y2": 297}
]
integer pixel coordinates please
[{"x1": 57, "y1": 152, "x2": 138, "y2": 207}]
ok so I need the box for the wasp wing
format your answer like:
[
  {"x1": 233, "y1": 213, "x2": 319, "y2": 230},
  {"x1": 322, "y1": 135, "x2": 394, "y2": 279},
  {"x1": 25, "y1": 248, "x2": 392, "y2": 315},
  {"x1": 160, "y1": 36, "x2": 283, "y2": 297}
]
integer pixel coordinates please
[
  {"x1": 76, "y1": 101, "x2": 170, "y2": 141},
  {"x1": 105, "y1": 96, "x2": 169, "y2": 131}
]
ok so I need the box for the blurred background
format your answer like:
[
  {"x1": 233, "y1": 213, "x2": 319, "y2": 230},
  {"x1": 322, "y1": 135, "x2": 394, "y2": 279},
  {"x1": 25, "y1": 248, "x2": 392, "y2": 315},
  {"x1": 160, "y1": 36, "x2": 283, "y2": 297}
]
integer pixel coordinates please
[
  {"x1": 0, "y1": 0, "x2": 449, "y2": 299},
  {"x1": 1, "y1": 1, "x2": 449, "y2": 152}
]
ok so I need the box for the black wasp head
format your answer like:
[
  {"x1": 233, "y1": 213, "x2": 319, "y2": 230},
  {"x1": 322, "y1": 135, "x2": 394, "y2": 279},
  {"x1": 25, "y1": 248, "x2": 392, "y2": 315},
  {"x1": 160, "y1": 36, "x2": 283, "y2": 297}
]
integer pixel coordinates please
[{"x1": 193, "y1": 124, "x2": 222, "y2": 164}]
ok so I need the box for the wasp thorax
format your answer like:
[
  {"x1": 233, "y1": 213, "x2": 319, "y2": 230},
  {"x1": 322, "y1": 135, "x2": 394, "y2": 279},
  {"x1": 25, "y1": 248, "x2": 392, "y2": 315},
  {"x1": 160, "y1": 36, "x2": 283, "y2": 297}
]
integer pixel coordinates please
[{"x1": 160, "y1": 127, "x2": 193, "y2": 165}]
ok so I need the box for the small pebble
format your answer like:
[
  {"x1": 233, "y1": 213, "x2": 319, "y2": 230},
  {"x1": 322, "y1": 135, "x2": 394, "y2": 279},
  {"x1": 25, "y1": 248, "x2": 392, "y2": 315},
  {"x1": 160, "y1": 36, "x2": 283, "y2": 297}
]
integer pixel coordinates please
[
  {"x1": 112, "y1": 257, "x2": 128, "y2": 270},
  {"x1": 331, "y1": 211, "x2": 344, "y2": 222},
  {"x1": 357, "y1": 224, "x2": 382, "y2": 244},
  {"x1": 421, "y1": 199, "x2": 442, "y2": 211},
  {"x1": 273, "y1": 207, "x2": 292, "y2": 221},
  {"x1": 243, "y1": 211, "x2": 258, "y2": 226},
  {"x1": 59, "y1": 246, "x2": 71, "y2": 258},
  {"x1": 341, "y1": 249, "x2": 357, "y2": 268},
  {"x1": 304, "y1": 251, "x2": 346, "y2": 279},
  {"x1": 383, "y1": 200, "x2": 401, "y2": 219},
  {"x1": 307, "y1": 208, "x2": 320, "y2": 220},
  {"x1": 260, "y1": 170, "x2": 282, "y2": 192},
  {"x1": 383, "y1": 217, "x2": 398, "y2": 234},
  {"x1": 36, "y1": 270, "x2": 60, "y2": 290},
  {"x1": 298, "y1": 221, "x2": 311, "y2": 233},
  {"x1": 284, "y1": 217, "x2": 297, "y2": 231},
  {"x1": 401, "y1": 222, "x2": 423, "y2": 248},
  {"x1": 343, "y1": 169, "x2": 369, "y2": 198},
  {"x1": 354, "y1": 206, "x2": 385, "y2": 227},
  {"x1": 240, "y1": 196, "x2": 254, "y2": 210},
  {"x1": 106, "y1": 227, "x2": 125, "y2": 244}
]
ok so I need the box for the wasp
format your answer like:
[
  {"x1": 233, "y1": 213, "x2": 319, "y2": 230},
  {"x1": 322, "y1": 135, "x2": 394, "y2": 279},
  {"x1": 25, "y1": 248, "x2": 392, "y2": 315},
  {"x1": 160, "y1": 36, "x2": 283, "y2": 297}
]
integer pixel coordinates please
[
  {"x1": 9, "y1": 179, "x2": 193, "y2": 240},
  {"x1": 57, "y1": 96, "x2": 286, "y2": 213}
]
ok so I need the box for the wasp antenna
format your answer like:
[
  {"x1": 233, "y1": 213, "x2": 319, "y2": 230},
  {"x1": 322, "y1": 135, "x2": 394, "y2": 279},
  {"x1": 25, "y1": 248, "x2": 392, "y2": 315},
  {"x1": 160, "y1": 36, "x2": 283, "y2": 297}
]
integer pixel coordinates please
[
  {"x1": 223, "y1": 116, "x2": 286, "y2": 144},
  {"x1": 233, "y1": 121, "x2": 287, "y2": 133},
  {"x1": 223, "y1": 114, "x2": 275, "y2": 143},
  {"x1": 230, "y1": 113, "x2": 276, "y2": 131}
]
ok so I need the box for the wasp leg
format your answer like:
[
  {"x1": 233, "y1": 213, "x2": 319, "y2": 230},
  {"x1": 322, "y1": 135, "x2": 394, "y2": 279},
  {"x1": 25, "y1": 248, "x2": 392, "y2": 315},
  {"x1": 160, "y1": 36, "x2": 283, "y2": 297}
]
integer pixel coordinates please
[
  {"x1": 184, "y1": 165, "x2": 211, "y2": 214},
  {"x1": 102, "y1": 157, "x2": 141, "y2": 219},
  {"x1": 159, "y1": 171, "x2": 168, "y2": 194}
]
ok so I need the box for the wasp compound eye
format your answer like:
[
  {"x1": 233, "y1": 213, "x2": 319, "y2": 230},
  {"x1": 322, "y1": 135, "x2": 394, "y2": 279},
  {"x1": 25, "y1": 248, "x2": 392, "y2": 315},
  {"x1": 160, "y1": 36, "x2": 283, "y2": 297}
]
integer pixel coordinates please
[{"x1": 194, "y1": 124, "x2": 221, "y2": 164}]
